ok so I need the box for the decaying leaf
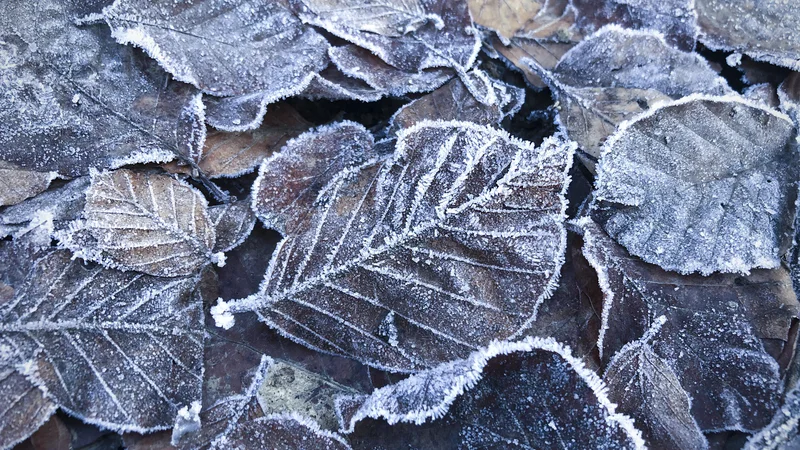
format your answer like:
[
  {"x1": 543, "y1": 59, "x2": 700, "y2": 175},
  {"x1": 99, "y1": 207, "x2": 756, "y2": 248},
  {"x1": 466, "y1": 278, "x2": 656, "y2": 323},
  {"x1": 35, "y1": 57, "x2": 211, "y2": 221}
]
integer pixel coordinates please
[
  {"x1": 58, "y1": 169, "x2": 223, "y2": 278},
  {"x1": 217, "y1": 120, "x2": 574, "y2": 371},
  {"x1": 103, "y1": 0, "x2": 330, "y2": 98},
  {"x1": 208, "y1": 200, "x2": 256, "y2": 254},
  {"x1": 471, "y1": 0, "x2": 580, "y2": 42},
  {"x1": 695, "y1": 0, "x2": 800, "y2": 70},
  {"x1": 291, "y1": 0, "x2": 480, "y2": 74},
  {"x1": 744, "y1": 384, "x2": 800, "y2": 450},
  {"x1": 340, "y1": 337, "x2": 645, "y2": 449},
  {"x1": 0, "y1": 234, "x2": 204, "y2": 433},
  {"x1": 0, "y1": 1, "x2": 207, "y2": 177},
  {"x1": 580, "y1": 218, "x2": 799, "y2": 432},
  {"x1": 0, "y1": 162, "x2": 57, "y2": 208},
  {"x1": 604, "y1": 317, "x2": 708, "y2": 450},
  {"x1": 592, "y1": 94, "x2": 800, "y2": 275}
]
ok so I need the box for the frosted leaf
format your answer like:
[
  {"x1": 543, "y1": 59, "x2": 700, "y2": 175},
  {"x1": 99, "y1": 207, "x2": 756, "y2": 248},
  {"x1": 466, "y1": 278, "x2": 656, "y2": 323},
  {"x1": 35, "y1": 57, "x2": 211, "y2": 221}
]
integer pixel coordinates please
[
  {"x1": 743, "y1": 83, "x2": 780, "y2": 108},
  {"x1": 470, "y1": 0, "x2": 581, "y2": 42},
  {"x1": 571, "y1": 0, "x2": 698, "y2": 50},
  {"x1": 0, "y1": 236, "x2": 204, "y2": 433},
  {"x1": 57, "y1": 169, "x2": 218, "y2": 277},
  {"x1": 695, "y1": 0, "x2": 800, "y2": 70},
  {"x1": 329, "y1": 45, "x2": 454, "y2": 96},
  {"x1": 779, "y1": 72, "x2": 800, "y2": 127},
  {"x1": 340, "y1": 337, "x2": 645, "y2": 449},
  {"x1": 230, "y1": 120, "x2": 573, "y2": 371},
  {"x1": 0, "y1": 161, "x2": 57, "y2": 208},
  {"x1": 297, "y1": 0, "x2": 427, "y2": 37},
  {"x1": 103, "y1": 0, "x2": 330, "y2": 98},
  {"x1": 387, "y1": 70, "x2": 525, "y2": 135},
  {"x1": 0, "y1": 368, "x2": 57, "y2": 450},
  {"x1": 580, "y1": 219, "x2": 799, "y2": 431},
  {"x1": 604, "y1": 318, "x2": 709, "y2": 450},
  {"x1": 215, "y1": 414, "x2": 352, "y2": 450},
  {"x1": 291, "y1": 0, "x2": 479, "y2": 73},
  {"x1": 0, "y1": 178, "x2": 89, "y2": 241},
  {"x1": 546, "y1": 26, "x2": 730, "y2": 162},
  {"x1": 208, "y1": 200, "x2": 256, "y2": 254},
  {"x1": 0, "y1": 1, "x2": 206, "y2": 177},
  {"x1": 301, "y1": 68, "x2": 385, "y2": 102},
  {"x1": 744, "y1": 385, "x2": 800, "y2": 450},
  {"x1": 492, "y1": 36, "x2": 578, "y2": 89},
  {"x1": 592, "y1": 95, "x2": 800, "y2": 275}
]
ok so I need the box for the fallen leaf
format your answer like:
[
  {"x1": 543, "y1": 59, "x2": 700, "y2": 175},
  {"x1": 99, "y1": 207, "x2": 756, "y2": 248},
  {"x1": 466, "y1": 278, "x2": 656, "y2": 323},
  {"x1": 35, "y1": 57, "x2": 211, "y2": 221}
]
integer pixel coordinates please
[
  {"x1": 592, "y1": 94, "x2": 800, "y2": 275},
  {"x1": 301, "y1": 67, "x2": 386, "y2": 103},
  {"x1": 0, "y1": 178, "x2": 90, "y2": 242},
  {"x1": 15, "y1": 415, "x2": 71, "y2": 450},
  {"x1": 0, "y1": 162, "x2": 57, "y2": 207},
  {"x1": 779, "y1": 72, "x2": 800, "y2": 126},
  {"x1": 0, "y1": 370, "x2": 56, "y2": 450},
  {"x1": 219, "y1": 120, "x2": 574, "y2": 371},
  {"x1": 744, "y1": 384, "x2": 800, "y2": 450},
  {"x1": 216, "y1": 413, "x2": 352, "y2": 450},
  {"x1": 57, "y1": 169, "x2": 223, "y2": 277},
  {"x1": 208, "y1": 200, "x2": 256, "y2": 254}
]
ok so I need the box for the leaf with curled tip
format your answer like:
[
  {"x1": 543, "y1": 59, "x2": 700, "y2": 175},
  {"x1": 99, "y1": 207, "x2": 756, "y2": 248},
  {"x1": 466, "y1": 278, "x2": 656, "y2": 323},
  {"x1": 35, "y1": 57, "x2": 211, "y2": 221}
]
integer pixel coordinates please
[
  {"x1": 219, "y1": 120, "x2": 574, "y2": 372},
  {"x1": 604, "y1": 318, "x2": 708, "y2": 450},
  {"x1": 592, "y1": 95, "x2": 800, "y2": 275},
  {"x1": 214, "y1": 414, "x2": 352, "y2": 450},
  {"x1": 0, "y1": 162, "x2": 57, "y2": 208},
  {"x1": 57, "y1": 169, "x2": 222, "y2": 278},
  {"x1": 103, "y1": 0, "x2": 330, "y2": 129},
  {"x1": 339, "y1": 337, "x2": 645, "y2": 449},
  {"x1": 695, "y1": 0, "x2": 800, "y2": 71},
  {"x1": 291, "y1": 0, "x2": 479, "y2": 74},
  {"x1": 0, "y1": 1, "x2": 207, "y2": 177},
  {"x1": 579, "y1": 218, "x2": 799, "y2": 432},
  {"x1": 300, "y1": 68, "x2": 386, "y2": 103},
  {"x1": 0, "y1": 234, "x2": 204, "y2": 434}
]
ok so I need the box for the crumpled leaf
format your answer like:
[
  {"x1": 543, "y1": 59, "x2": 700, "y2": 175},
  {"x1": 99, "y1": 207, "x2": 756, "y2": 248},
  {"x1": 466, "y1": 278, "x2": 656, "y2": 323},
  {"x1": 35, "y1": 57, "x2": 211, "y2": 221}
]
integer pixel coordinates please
[
  {"x1": 300, "y1": 68, "x2": 385, "y2": 103},
  {"x1": 592, "y1": 94, "x2": 800, "y2": 275},
  {"x1": 387, "y1": 70, "x2": 524, "y2": 135},
  {"x1": 744, "y1": 384, "x2": 800, "y2": 450},
  {"x1": 208, "y1": 200, "x2": 256, "y2": 254},
  {"x1": 541, "y1": 26, "x2": 730, "y2": 163},
  {"x1": 695, "y1": 0, "x2": 800, "y2": 70},
  {"x1": 0, "y1": 233, "x2": 204, "y2": 433},
  {"x1": 604, "y1": 317, "x2": 708, "y2": 450},
  {"x1": 103, "y1": 0, "x2": 330, "y2": 98},
  {"x1": 580, "y1": 218, "x2": 799, "y2": 432},
  {"x1": 339, "y1": 337, "x2": 645, "y2": 449},
  {"x1": 0, "y1": 162, "x2": 57, "y2": 207},
  {"x1": 216, "y1": 413, "x2": 352, "y2": 450},
  {"x1": 218, "y1": 120, "x2": 574, "y2": 371},
  {"x1": 57, "y1": 169, "x2": 223, "y2": 277},
  {"x1": 165, "y1": 103, "x2": 311, "y2": 179},
  {"x1": 291, "y1": 0, "x2": 479, "y2": 74},
  {"x1": 0, "y1": 1, "x2": 207, "y2": 177}
]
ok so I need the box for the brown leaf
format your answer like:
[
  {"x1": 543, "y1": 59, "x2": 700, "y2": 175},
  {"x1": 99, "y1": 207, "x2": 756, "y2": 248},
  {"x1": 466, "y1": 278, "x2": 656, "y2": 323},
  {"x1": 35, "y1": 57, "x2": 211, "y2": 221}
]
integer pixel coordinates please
[
  {"x1": 218, "y1": 414, "x2": 352, "y2": 450},
  {"x1": 470, "y1": 0, "x2": 579, "y2": 42},
  {"x1": 209, "y1": 200, "x2": 257, "y2": 254},
  {"x1": 15, "y1": 415, "x2": 71, "y2": 450},
  {"x1": 0, "y1": 162, "x2": 55, "y2": 207},
  {"x1": 0, "y1": 370, "x2": 56, "y2": 450}
]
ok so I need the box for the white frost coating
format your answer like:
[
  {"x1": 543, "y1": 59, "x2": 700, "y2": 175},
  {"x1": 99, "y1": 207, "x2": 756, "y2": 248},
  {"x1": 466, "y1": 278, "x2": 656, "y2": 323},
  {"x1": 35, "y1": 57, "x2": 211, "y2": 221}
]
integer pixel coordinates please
[
  {"x1": 108, "y1": 148, "x2": 177, "y2": 169},
  {"x1": 171, "y1": 401, "x2": 202, "y2": 445},
  {"x1": 337, "y1": 336, "x2": 646, "y2": 450},
  {"x1": 604, "y1": 316, "x2": 668, "y2": 375},
  {"x1": 211, "y1": 298, "x2": 235, "y2": 330},
  {"x1": 211, "y1": 412, "x2": 352, "y2": 450},
  {"x1": 576, "y1": 216, "x2": 615, "y2": 359}
]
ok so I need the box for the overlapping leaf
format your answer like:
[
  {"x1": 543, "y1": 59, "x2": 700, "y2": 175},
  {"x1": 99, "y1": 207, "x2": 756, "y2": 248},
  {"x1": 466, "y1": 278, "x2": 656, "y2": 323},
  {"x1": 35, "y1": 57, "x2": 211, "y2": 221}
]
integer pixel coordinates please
[
  {"x1": 215, "y1": 120, "x2": 573, "y2": 371},
  {"x1": 592, "y1": 95, "x2": 800, "y2": 275},
  {"x1": 580, "y1": 219, "x2": 799, "y2": 432},
  {"x1": 58, "y1": 169, "x2": 223, "y2": 277},
  {"x1": 0, "y1": 163, "x2": 56, "y2": 208},
  {"x1": 744, "y1": 384, "x2": 800, "y2": 450},
  {"x1": 340, "y1": 337, "x2": 645, "y2": 449}
]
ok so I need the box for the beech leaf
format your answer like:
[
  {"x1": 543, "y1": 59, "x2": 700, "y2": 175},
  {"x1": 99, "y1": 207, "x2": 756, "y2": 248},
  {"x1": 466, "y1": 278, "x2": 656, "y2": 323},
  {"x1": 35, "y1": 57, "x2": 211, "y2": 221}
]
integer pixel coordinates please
[
  {"x1": 209, "y1": 200, "x2": 257, "y2": 254},
  {"x1": 0, "y1": 370, "x2": 56, "y2": 450},
  {"x1": 219, "y1": 120, "x2": 574, "y2": 371},
  {"x1": 215, "y1": 413, "x2": 352, "y2": 450},
  {"x1": 592, "y1": 94, "x2": 800, "y2": 275},
  {"x1": 58, "y1": 169, "x2": 222, "y2": 278}
]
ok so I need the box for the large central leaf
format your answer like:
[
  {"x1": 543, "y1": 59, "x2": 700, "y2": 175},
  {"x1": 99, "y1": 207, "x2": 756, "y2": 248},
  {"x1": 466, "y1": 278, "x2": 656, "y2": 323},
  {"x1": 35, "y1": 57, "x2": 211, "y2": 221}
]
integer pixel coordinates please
[{"x1": 220, "y1": 120, "x2": 573, "y2": 371}]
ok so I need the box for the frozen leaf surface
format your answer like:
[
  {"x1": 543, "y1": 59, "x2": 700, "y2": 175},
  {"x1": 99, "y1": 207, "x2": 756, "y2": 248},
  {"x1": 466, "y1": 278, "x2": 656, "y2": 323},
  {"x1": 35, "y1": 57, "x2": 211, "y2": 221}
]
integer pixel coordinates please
[
  {"x1": 0, "y1": 369, "x2": 56, "y2": 450},
  {"x1": 0, "y1": 1, "x2": 207, "y2": 177},
  {"x1": 580, "y1": 219, "x2": 799, "y2": 431},
  {"x1": 341, "y1": 337, "x2": 645, "y2": 449},
  {"x1": 0, "y1": 162, "x2": 56, "y2": 208},
  {"x1": 215, "y1": 414, "x2": 351, "y2": 450},
  {"x1": 592, "y1": 95, "x2": 800, "y2": 275},
  {"x1": 0, "y1": 178, "x2": 89, "y2": 241},
  {"x1": 208, "y1": 200, "x2": 256, "y2": 254},
  {"x1": 604, "y1": 318, "x2": 708, "y2": 450},
  {"x1": 224, "y1": 120, "x2": 573, "y2": 371},
  {"x1": 103, "y1": 0, "x2": 330, "y2": 98},
  {"x1": 292, "y1": 0, "x2": 479, "y2": 73},
  {"x1": 299, "y1": 0, "x2": 427, "y2": 37},
  {"x1": 695, "y1": 0, "x2": 800, "y2": 70},
  {"x1": 58, "y1": 169, "x2": 221, "y2": 277},
  {"x1": 0, "y1": 236, "x2": 204, "y2": 433},
  {"x1": 744, "y1": 384, "x2": 800, "y2": 450}
]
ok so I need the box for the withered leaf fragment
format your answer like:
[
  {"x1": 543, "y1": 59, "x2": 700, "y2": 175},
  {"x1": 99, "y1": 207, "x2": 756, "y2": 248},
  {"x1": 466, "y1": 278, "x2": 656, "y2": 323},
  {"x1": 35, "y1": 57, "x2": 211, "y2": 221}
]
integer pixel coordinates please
[
  {"x1": 58, "y1": 169, "x2": 222, "y2": 277},
  {"x1": 220, "y1": 120, "x2": 574, "y2": 371},
  {"x1": 0, "y1": 235, "x2": 204, "y2": 433},
  {"x1": 0, "y1": 162, "x2": 56, "y2": 208},
  {"x1": 592, "y1": 95, "x2": 800, "y2": 275},
  {"x1": 0, "y1": 1, "x2": 207, "y2": 177},
  {"x1": 580, "y1": 219, "x2": 799, "y2": 432},
  {"x1": 340, "y1": 337, "x2": 645, "y2": 449},
  {"x1": 0, "y1": 370, "x2": 56, "y2": 450}
]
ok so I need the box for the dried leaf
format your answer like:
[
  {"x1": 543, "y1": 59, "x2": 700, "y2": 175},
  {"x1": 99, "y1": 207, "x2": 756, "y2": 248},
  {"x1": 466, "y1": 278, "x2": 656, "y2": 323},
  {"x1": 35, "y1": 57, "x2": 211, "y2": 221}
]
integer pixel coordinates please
[
  {"x1": 779, "y1": 72, "x2": 800, "y2": 127},
  {"x1": 15, "y1": 415, "x2": 71, "y2": 450},
  {"x1": 604, "y1": 318, "x2": 708, "y2": 450},
  {"x1": 218, "y1": 120, "x2": 573, "y2": 371},
  {"x1": 580, "y1": 218, "x2": 799, "y2": 431},
  {"x1": 215, "y1": 413, "x2": 352, "y2": 450},
  {"x1": 744, "y1": 385, "x2": 800, "y2": 450},
  {"x1": 208, "y1": 200, "x2": 256, "y2": 254},
  {"x1": 103, "y1": 0, "x2": 330, "y2": 98},
  {"x1": 340, "y1": 337, "x2": 645, "y2": 449},
  {"x1": 0, "y1": 162, "x2": 56, "y2": 207},
  {"x1": 696, "y1": 0, "x2": 800, "y2": 70},
  {"x1": 0, "y1": 370, "x2": 56, "y2": 450},
  {"x1": 0, "y1": 235, "x2": 204, "y2": 433},
  {"x1": 291, "y1": 0, "x2": 479, "y2": 73},
  {"x1": 0, "y1": 1, "x2": 206, "y2": 176},
  {"x1": 296, "y1": 0, "x2": 427, "y2": 37},
  {"x1": 468, "y1": 0, "x2": 545, "y2": 41},
  {"x1": 300, "y1": 68, "x2": 385, "y2": 103},
  {"x1": 58, "y1": 169, "x2": 222, "y2": 277},
  {"x1": 592, "y1": 95, "x2": 800, "y2": 275},
  {"x1": 0, "y1": 178, "x2": 90, "y2": 241},
  {"x1": 492, "y1": 36, "x2": 577, "y2": 89}
]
